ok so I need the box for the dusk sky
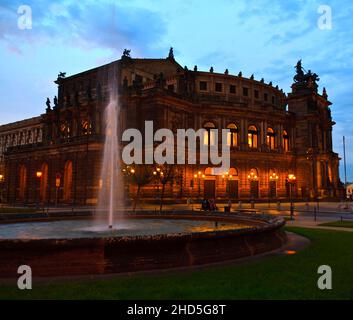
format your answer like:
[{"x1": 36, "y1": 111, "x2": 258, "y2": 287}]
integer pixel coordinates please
[{"x1": 0, "y1": 0, "x2": 352, "y2": 180}]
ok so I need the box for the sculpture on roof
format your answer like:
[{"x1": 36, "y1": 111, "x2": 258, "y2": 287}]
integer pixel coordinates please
[
  {"x1": 294, "y1": 60, "x2": 305, "y2": 83},
  {"x1": 45, "y1": 97, "x2": 51, "y2": 111},
  {"x1": 168, "y1": 47, "x2": 174, "y2": 59},
  {"x1": 122, "y1": 49, "x2": 131, "y2": 57},
  {"x1": 293, "y1": 60, "x2": 320, "y2": 92},
  {"x1": 53, "y1": 96, "x2": 58, "y2": 108}
]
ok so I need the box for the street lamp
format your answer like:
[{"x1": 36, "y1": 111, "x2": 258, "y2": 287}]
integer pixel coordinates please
[
  {"x1": 222, "y1": 171, "x2": 233, "y2": 200},
  {"x1": 36, "y1": 171, "x2": 42, "y2": 209},
  {"x1": 287, "y1": 174, "x2": 296, "y2": 220},
  {"x1": 153, "y1": 167, "x2": 164, "y2": 200},
  {"x1": 0, "y1": 174, "x2": 4, "y2": 204},
  {"x1": 194, "y1": 171, "x2": 203, "y2": 199},
  {"x1": 248, "y1": 171, "x2": 258, "y2": 208},
  {"x1": 269, "y1": 172, "x2": 279, "y2": 207}
]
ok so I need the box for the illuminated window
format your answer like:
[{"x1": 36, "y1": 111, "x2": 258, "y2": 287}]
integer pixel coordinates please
[
  {"x1": 283, "y1": 130, "x2": 289, "y2": 151},
  {"x1": 59, "y1": 121, "x2": 71, "y2": 138},
  {"x1": 226, "y1": 123, "x2": 239, "y2": 147},
  {"x1": 63, "y1": 160, "x2": 73, "y2": 202},
  {"x1": 82, "y1": 120, "x2": 92, "y2": 135},
  {"x1": 205, "y1": 167, "x2": 215, "y2": 175},
  {"x1": 248, "y1": 125, "x2": 258, "y2": 148},
  {"x1": 228, "y1": 167, "x2": 238, "y2": 176},
  {"x1": 203, "y1": 122, "x2": 216, "y2": 146},
  {"x1": 266, "y1": 127, "x2": 275, "y2": 149}
]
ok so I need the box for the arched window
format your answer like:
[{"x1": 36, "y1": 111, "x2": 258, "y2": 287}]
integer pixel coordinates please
[
  {"x1": 203, "y1": 122, "x2": 216, "y2": 146},
  {"x1": 60, "y1": 121, "x2": 71, "y2": 138},
  {"x1": 226, "y1": 123, "x2": 239, "y2": 147},
  {"x1": 266, "y1": 127, "x2": 275, "y2": 150},
  {"x1": 82, "y1": 120, "x2": 92, "y2": 135},
  {"x1": 283, "y1": 130, "x2": 289, "y2": 151},
  {"x1": 248, "y1": 125, "x2": 258, "y2": 148},
  {"x1": 18, "y1": 164, "x2": 27, "y2": 201},
  {"x1": 248, "y1": 168, "x2": 259, "y2": 180},
  {"x1": 63, "y1": 160, "x2": 73, "y2": 202},
  {"x1": 205, "y1": 167, "x2": 215, "y2": 175},
  {"x1": 228, "y1": 167, "x2": 238, "y2": 177}
]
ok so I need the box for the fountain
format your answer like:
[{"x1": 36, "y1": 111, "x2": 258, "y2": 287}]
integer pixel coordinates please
[{"x1": 97, "y1": 64, "x2": 123, "y2": 229}]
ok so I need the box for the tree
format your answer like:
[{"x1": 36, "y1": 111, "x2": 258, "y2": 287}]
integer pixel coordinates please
[
  {"x1": 153, "y1": 164, "x2": 175, "y2": 212},
  {"x1": 123, "y1": 165, "x2": 153, "y2": 212}
]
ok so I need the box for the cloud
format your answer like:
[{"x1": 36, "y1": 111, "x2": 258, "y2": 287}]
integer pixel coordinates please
[{"x1": 0, "y1": 0, "x2": 167, "y2": 56}]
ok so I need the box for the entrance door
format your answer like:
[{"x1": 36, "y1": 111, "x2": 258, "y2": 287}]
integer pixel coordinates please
[
  {"x1": 204, "y1": 180, "x2": 215, "y2": 199},
  {"x1": 227, "y1": 180, "x2": 239, "y2": 199},
  {"x1": 269, "y1": 181, "x2": 277, "y2": 199},
  {"x1": 250, "y1": 181, "x2": 259, "y2": 199}
]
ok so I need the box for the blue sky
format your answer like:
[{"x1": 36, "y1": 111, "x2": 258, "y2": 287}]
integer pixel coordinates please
[{"x1": 0, "y1": 0, "x2": 352, "y2": 180}]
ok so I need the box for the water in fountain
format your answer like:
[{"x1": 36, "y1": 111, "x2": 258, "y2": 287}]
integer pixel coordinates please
[{"x1": 97, "y1": 64, "x2": 123, "y2": 229}]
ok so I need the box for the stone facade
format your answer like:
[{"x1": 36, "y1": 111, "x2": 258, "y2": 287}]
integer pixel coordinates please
[{"x1": 0, "y1": 51, "x2": 343, "y2": 205}]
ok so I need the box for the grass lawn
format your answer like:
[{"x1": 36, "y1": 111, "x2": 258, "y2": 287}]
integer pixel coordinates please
[
  {"x1": 318, "y1": 220, "x2": 353, "y2": 228},
  {"x1": 0, "y1": 227, "x2": 352, "y2": 300}
]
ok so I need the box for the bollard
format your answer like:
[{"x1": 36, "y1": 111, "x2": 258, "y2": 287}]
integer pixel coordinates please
[
  {"x1": 314, "y1": 206, "x2": 317, "y2": 221},
  {"x1": 251, "y1": 200, "x2": 255, "y2": 209},
  {"x1": 277, "y1": 201, "x2": 281, "y2": 211},
  {"x1": 305, "y1": 203, "x2": 309, "y2": 211}
]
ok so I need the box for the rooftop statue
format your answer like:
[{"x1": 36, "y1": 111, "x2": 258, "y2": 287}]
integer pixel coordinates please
[
  {"x1": 122, "y1": 49, "x2": 131, "y2": 57},
  {"x1": 293, "y1": 59, "x2": 320, "y2": 91},
  {"x1": 57, "y1": 72, "x2": 66, "y2": 79},
  {"x1": 45, "y1": 97, "x2": 51, "y2": 111},
  {"x1": 168, "y1": 47, "x2": 174, "y2": 59},
  {"x1": 294, "y1": 60, "x2": 305, "y2": 83},
  {"x1": 53, "y1": 96, "x2": 58, "y2": 108}
]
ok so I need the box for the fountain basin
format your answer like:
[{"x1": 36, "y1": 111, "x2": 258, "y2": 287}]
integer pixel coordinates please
[{"x1": 0, "y1": 214, "x2": 286, "y2": 278}]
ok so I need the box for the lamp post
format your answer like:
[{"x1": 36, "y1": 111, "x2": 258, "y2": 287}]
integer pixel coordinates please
[
  {"x1": 190, "y1": 178, "x2": 194, "y2": 210},
  {"x1": 0, "y1": 174, "x2": 4, "y2": 204},
  {"x1": 55, "y1": 173, "x2": 61, "y2": 207},
  {"x1": 247, "y1": 171, "x2": 258, "y2": 209},
  {"x1": 269, "y1": 172, "x2": 279, "y2": 207},
  {"x1": 194, "y1": 171, "x2": 204, "y2": 199},
  {"x1": 153, "y1": 167, "x2": 165, "y2": 201},
  {"x1": 36, "y1": 171, "x2": 42, "y2": 210},
  {"x1": 287, "y1": 174, "x2": 296, "y2": 220},
  {"x1": 222, "y1": 172, "x2": 233, "y2": 201}
]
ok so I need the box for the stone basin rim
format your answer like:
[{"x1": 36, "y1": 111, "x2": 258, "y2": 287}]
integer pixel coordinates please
[{"x1": 0, "y1": 213, "x2": 285, "y2": 243}]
